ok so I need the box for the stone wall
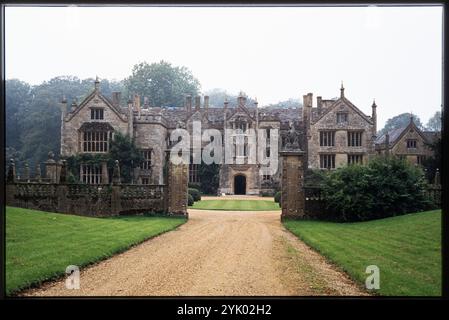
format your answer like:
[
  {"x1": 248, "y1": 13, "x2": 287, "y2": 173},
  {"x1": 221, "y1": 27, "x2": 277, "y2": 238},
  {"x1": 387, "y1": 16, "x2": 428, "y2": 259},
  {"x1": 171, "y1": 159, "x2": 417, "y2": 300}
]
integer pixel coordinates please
[
  {"x1": 308, "y1": 98, "x2": 375, "y2": 169},
  {"x1": 134, "y1": 122, "x2": 168, "y2": 184},
  {"x1": 280, "y1": 150, "x2": 306, "y2": 220},
  {"x1": 5, "y1": 155, "x2": 188, "y2": 217}
]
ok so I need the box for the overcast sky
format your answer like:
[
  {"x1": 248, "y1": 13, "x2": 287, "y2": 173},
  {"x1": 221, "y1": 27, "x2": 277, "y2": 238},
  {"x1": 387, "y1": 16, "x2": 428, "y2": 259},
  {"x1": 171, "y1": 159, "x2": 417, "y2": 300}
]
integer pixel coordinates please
[{"x1": 5, "y1": 5, "x2": 443, "y2": 129}]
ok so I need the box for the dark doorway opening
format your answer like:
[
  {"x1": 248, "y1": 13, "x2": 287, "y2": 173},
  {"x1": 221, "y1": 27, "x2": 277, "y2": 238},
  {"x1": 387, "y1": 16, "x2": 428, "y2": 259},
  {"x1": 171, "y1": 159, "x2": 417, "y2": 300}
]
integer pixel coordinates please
[{"x1": 234, "y1": 175, "x2": 246, "y2": 195}]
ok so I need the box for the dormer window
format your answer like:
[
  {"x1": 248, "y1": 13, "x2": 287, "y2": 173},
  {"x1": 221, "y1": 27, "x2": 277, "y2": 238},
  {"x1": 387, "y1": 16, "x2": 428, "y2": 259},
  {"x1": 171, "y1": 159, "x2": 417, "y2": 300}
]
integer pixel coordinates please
[
  {"x1": 337, "y1": 112, "x2": 348, "y2": 124},
  {"x1": 91, "y1": 108, "x2": 104, "y2": 120},
  {"x1": 235, "y1": 120, "x2": 247, "y2": 131}
]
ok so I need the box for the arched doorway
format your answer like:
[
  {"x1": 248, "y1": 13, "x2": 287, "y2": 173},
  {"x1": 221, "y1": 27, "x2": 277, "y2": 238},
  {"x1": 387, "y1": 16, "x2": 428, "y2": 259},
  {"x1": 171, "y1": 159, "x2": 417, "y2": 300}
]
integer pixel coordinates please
[{"x1": 234, "y1": 175, "x2": 246, "y2": 195}]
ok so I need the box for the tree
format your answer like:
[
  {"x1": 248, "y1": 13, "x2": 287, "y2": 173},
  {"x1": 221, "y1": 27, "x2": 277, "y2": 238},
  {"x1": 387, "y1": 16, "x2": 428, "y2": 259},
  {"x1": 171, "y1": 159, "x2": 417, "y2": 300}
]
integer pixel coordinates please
[
  {"x1": 426, "y1": 111, "x2": 442, "y2": 132},
  {"x1": 265, "y1": 98, "x2": 302, "y2": 109},
  {"x1": 198, "y1": 162, "x2": 220, "y2": 195},
  {"x1": 125, "y1": 61, "x2": 201, "y2": 108},
  {"x1": 6, "y1": 76, "x2": 126, "y2": 172},
  {"x1": 378, "y1": 113, "x2": 424, "y2": 136},
  {"x1": 5, "y1": 79, "x2": 32, "y2": 157},
  {"x1": 108, "y1": 132, "x2": 144, "y2": 183},
  {"x1": 423, "y1": 136, "x2": 442, "y2": 183}
]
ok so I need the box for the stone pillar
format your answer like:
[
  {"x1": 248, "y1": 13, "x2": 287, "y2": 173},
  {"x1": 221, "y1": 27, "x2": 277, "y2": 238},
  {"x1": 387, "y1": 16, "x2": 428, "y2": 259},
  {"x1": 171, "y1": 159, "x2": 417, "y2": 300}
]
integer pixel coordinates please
[
  {"x1": 165, "y1": 152, "x2": 188, "y2": 216},
  {"x1": 6, "y1": 158, "x2": 16, "y2": 183},
  {"x1": 111, "y1": 160, "x2": 122, "y2": 215},
  {"x1": 434, "y1": 168, "x2": 440, "y2": 186},
  {"x1": 112, "y1": 160, "x2": 121, "y2": 185},
  {"x1": 6, "y1": 159, "x2": 17, "y2": 206},
  {"x1": 35, "y1": 163, "x2": 42, "y2": 182},
  {"x1": 45, "y1": 151, "x2": 58, "y2": 183},
  {"x1": 280, "y1": 150, "x2": 306, "y2": 220},
  {"x1": 56, "y1": 184, "x2": 69, "y2": 213},
  {"x1": 59, "y1": 160, "x2": 67, "y2": 183},
  {"x1": 23, "y1": 162, "x2": 30, "y2": 182},
  {"x1": 101, "y1": 161, "x2": 109, "y2": 184}
]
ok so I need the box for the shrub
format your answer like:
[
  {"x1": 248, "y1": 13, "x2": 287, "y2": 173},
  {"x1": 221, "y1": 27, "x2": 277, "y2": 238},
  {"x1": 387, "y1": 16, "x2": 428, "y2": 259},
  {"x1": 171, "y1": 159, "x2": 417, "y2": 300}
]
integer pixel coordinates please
[
  {"x1": 320, "y1": 156, "x2": 435, "y2": 222},
  {"x1": 187, "y1": 194, "x2": 194, "y2": 206},
  {"x1": 188, "y1": 188, "x2": 201, "y2": 202},
  {"x1": 274, "y1": 191, "x2": 281, "y2": 204}
]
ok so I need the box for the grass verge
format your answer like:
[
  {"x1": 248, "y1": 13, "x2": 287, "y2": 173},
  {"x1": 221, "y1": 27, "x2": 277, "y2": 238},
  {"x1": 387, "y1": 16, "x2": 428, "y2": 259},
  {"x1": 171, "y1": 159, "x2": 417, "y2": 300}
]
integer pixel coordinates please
[
  {"x1": 283, "y1": 210, "x2": 441, "y2": 296},
  {"x1": 6, "y1": 206, "x2": 187, "y2": 295},
  {"x1": 189, "y1": 199, "x2": 280, "y2": 211}
]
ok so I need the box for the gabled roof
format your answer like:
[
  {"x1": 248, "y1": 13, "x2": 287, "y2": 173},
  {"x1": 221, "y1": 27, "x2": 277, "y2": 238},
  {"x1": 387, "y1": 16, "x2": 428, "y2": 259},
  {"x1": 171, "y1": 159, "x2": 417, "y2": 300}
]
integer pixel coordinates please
[
  {"x1": 311, "y1": 96, "x2": 373, "y2": 125},
  {"x1": 66, "y1": 88, "x2": 127, "y2": 122},
  {"x1": 375, "y1": 120, "x2": 430, "y2": 147},
  {"x1": 227, "y1": 102, "x2": 256, "y2": 122}
]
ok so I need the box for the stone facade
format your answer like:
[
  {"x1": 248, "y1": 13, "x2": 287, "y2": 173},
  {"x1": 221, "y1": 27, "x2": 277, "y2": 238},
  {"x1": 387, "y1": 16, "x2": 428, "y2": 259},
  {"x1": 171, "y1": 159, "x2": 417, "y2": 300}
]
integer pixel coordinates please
[
  {"x1": 60, "y1": 80, "x2": 379, "y2": 195},
  {"x1": 375, "y1": 117, "x2": 438, "y2": 165},
  {"x1": 306, "y1": 85, "x2": 376, "y2": 169}
]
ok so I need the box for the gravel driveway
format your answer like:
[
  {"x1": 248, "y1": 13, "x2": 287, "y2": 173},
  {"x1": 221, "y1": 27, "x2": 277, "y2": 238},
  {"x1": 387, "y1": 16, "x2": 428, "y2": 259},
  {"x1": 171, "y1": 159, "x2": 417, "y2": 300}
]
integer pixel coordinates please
[{"x1": 22, "y1": 209, "x2": 367, "y2": 296}]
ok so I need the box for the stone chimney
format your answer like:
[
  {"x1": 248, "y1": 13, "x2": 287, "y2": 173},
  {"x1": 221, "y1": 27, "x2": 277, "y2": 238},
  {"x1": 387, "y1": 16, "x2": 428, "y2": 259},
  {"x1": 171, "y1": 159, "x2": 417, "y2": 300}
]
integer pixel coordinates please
[
  {"x1": 185, "y1": 95, "x2": 192, "y2": 112},
  {"x1": 317, "y1": 96, "x2": 322, "y2": 114},
  {"x1": 127, "y1": 97, "x2": 134, "y2": 138},
  {"x1": 302, "y1": 93, "x2": 313, "y2": 139},
  {"x1": 372, "y1": 99, "x2": 377, "y2": 136},
  {"x1": 134, "y1": 94, "x2": 141, "y2": 118},
  {"x1": 112, "y1": 92, "x2": 121, "y2": 107},
  {"x1": 195, "y1": 95, "x2": 201, "y2": 111},
  {"x1": 204, "y1": 95, "x2": 209, "y2": 111},
  {"x1": 60, "y1": 95, "x2": 68, "y2": 117}
]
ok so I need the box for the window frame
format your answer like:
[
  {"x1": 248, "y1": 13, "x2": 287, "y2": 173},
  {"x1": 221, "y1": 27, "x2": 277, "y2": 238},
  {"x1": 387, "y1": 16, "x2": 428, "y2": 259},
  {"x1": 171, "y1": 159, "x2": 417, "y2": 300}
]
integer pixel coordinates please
[
  {"x1": 320, "y1": 154, "x2": 336, "y2": 169},
  {"x1": 90, "y1": 108, "x2": 104, "y2": 120},
  {"x1": 336, "y1": 112, "x2": 348, "y2": 124}
]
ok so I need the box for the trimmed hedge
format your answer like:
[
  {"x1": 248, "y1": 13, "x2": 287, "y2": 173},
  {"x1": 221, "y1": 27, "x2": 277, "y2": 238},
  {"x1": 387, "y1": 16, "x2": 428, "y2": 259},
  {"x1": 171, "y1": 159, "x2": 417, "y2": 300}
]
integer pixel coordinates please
[
  {"x1": 188, "y1": 194, "x2": 194, "y2": 206},
  {"x1": 188, "y1": 188, "x2": 201, "y2": 202},
  {"x1": 274, "y1": 191, "x2": 281, "y2": 204},
  {"x1": 320, "y1": 156, "x2": 435, "y2": 222}
]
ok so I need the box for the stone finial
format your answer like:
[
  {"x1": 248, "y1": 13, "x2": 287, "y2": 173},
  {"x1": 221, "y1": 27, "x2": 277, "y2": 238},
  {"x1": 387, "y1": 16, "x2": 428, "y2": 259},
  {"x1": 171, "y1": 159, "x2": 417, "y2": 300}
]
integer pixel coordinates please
[
  {"x1": 112, "y1": 160, "x2": 121, "y2": 185},
  {"x1": 372, "y1": 99, "x2": 377, "y2": 108},
  {"x1": 35, "y1": 163, "x2": 41, "y2": 182},
  {"x1": 237, "y1": 92, "x2": 247, "y2": 108},
  {"x1": 185, "y1": 95, "x2": 192, "y2": 112},
  {"x1": 59, "y1": 160, "x2": 67, "y2": 183},
  {"x1": 95, "y1": 76, "x2": 100, "y2": 91},
  {"x1": 254, "y1": 97, "x2": 258, "y2": 107},
  {"x1": 434, "y1": 168, "x2": 440, "y2": 186},
  {"x1": 224, "y1": 97, "x2": 229, "y2": 108},
  {"x1": 47, "y1": 151, "x2": 55, "y2": 162},
  {"x1": 7, "y1": 158, "x2": 16, "y2": 183},
  {"x1": 340, "y1": 81, "x2": 345, "y2": 98},
  {"x1": 23, "y1": 162, "x2": 30, "y2": 182}
]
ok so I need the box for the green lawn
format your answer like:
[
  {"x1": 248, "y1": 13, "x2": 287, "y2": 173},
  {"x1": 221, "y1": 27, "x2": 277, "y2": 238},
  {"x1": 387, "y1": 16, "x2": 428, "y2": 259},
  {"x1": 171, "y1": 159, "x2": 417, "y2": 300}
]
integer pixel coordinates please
[
  {"x1": 283, "y1": 210, "x2": 441, "y2": 296},
  {"x1": 6, "y1": 206, "x2": 186, "y2": 295},
  {"x1": 190, "y1": 199, "x2": 280, "y2": 211}
]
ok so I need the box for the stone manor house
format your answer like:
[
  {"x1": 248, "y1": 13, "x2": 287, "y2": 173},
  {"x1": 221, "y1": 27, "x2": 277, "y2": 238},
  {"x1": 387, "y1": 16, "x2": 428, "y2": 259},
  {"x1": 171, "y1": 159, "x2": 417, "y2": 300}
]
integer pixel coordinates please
[{"x1": 60, "y1": 78, "x2": 435, "y2": 195}]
